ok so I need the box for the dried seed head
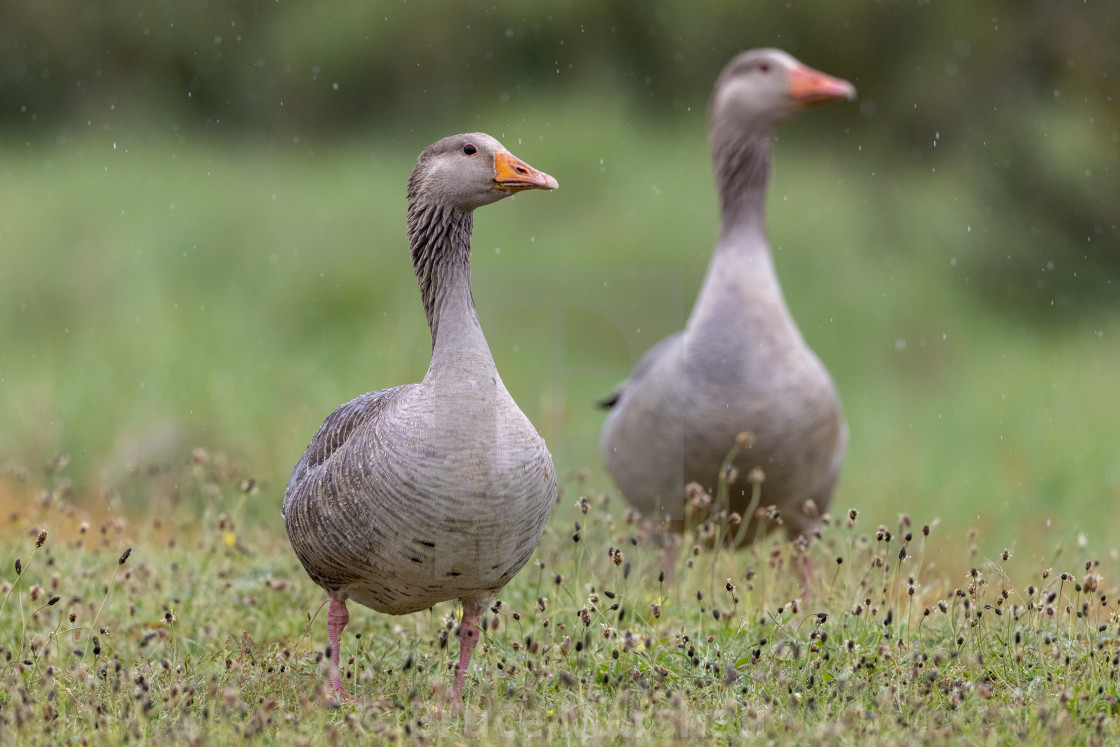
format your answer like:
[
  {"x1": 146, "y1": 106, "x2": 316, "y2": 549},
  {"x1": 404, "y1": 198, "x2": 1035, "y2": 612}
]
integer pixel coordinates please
[
  {"x1": 747, "y1": 468, "x2": 766, "y2": 484},
  {"x1": 36, "y1": 530, "x2": 47, "y2": 548},
  {"x1": 719, "y1": 465, "x2": 739, "y2": 485},
  {"x1": 735, "y1": 431, "x2": 755, "y2": 448},
  {"x1": 802, "y1": 499, "x2": 819, "y2": 519},
  {"x1": 922, "y1": 524, "x2": 930, "y2": 536},
  {"x1": 1001, "y1": 549, "x2": 1011, "y2": 561},
  {"x1": 1083, "y1": 575, "x2": 1100, "y2": 593},
  {"x1": 650, "y1": 602, "x2": 662, "y2": 619},
  {"x1": 119, "y1": 548, "x2": 132, "y2": 566}
]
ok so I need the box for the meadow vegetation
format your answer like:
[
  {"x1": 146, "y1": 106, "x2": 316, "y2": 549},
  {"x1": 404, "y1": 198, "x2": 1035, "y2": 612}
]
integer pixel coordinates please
[
  {"x1": 2, "y1": 449, "x2": 1120, "y2": 744},
  {"x1": 0, "y1": 98, "x2": 1117, "y2": 742}
]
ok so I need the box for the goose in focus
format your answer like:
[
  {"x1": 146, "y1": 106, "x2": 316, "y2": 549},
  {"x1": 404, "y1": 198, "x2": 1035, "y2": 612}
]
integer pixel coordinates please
[
  {"x1": 600, "y1": 49, "x2": 854, "y2": 542},
  {"x1": 283, "y1": 133, "x2": 558, "y2": 701}
]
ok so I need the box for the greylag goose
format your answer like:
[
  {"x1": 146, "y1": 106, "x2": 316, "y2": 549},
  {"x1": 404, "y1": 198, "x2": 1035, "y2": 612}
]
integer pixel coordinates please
[
  {"x1": 283, "y1": 133, "x2": 558, "y2": 701},
  {"x1": 600, "y1": 49, "x2": 854, "y2": 542}
]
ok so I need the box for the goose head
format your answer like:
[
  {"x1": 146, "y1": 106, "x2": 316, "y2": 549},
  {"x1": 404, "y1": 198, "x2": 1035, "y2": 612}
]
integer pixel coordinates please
[
  {"x1": 408, "y1": 133, "x2": 558, "y2": 212},
  {"x1": 709, "y1": 48, "x2": 856, "y2": 135}
]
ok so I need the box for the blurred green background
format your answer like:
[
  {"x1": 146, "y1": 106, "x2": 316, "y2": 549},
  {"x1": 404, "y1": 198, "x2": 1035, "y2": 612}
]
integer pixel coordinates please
[{"x1": 1, "y1": 1, "x2": 1118, "y2": 562}]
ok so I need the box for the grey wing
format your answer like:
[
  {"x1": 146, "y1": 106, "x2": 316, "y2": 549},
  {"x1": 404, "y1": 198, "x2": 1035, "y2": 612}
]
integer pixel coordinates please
[
  {"x1": 283, "y1": 386, "x2": 407, "y2": 510},
  {"x1": 598, "y1": 331, "x2": 683, "y2": 410}
]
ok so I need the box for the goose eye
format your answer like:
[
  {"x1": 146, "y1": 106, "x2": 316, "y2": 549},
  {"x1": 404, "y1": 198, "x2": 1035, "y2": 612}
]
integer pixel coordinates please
[
  {"x1": 758, "y1": 61, "x2": 771, "y2": 73},
  {"x1": 462, "y1": 143, "x2": 477, "y2": 155}
]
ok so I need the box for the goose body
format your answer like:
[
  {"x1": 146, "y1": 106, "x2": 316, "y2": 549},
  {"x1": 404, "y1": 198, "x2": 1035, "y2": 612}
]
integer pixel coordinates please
[
  {"x1": 283, "y1": 133, "x2": 558, "y2": 700},
  {"x1": 600, "y1": 49, "x2": 853, "y2": 540}
]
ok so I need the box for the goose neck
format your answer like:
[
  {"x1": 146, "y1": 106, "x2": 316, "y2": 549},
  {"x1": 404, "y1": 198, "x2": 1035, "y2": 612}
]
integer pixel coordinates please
[
  {"x1": 711, "y1": 129, "x2": 772, "y2": 236},
  {"x1": 406, "y1": 202, "x2": 492, "y2": 369}
]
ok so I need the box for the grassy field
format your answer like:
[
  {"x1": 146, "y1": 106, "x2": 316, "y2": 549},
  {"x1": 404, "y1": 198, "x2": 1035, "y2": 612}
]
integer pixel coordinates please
[
  {"x1": 1, "y1": 102, "x2": 1119, "y2": 741},
  {"x1": 2, "y1": 456, "x2": 1120, "y2": 743}
]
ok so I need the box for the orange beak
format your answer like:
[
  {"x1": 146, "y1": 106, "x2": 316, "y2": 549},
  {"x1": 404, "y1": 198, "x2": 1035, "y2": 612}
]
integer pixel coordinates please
[
  {"x1": 493, "y1": 151, "x2": 559, "y2": 192},
  {"x1": 789, "y1": 63, "x2": 856, "y2": 106}
]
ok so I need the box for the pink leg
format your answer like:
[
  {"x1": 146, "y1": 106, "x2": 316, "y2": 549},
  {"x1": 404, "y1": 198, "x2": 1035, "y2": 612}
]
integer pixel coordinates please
[
  {"x1": 452, "y1": 610, "x2": 483, "y2": 700},
  {"x1": 327, "y1": 597, "x2": 353, "y2": 700}
]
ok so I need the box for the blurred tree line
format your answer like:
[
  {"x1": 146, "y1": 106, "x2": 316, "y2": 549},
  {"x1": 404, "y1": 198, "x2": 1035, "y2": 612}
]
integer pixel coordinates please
[{"x1": 1, "y1": 0, "x2": 1117, "y2": 314}]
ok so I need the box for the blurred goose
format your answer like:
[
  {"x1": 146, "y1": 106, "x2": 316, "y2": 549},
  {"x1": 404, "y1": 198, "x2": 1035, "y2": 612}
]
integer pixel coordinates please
[
  {"x1": 600, "y1": 49, "x2": 854, "y2": 541},
  {"x1": 284, "y1": 133, "x2": 558, "y2": 701}
]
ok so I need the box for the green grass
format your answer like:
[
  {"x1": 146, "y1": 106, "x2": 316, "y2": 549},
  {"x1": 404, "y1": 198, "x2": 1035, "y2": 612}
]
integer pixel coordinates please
[
  {"x1": 2, "y1": 456, "x2": 1120, "y2": 743},
  {"x1": 0, "y1": 103, "x2": 1118, "y2": 740}
]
